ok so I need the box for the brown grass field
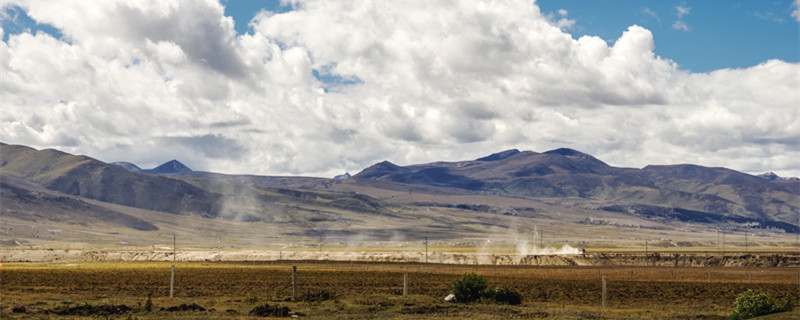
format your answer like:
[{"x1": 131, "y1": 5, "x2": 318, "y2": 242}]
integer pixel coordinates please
[{"x1": 2, "y1": 261, "x2": 800, "y2": 319}]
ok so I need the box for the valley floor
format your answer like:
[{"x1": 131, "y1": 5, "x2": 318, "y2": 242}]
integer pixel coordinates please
[{"x1": 1, "y1": 260, "x2": 799, "y2": 319}]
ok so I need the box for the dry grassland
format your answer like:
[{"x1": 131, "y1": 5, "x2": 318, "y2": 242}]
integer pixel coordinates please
[{"x1": 2, "y1": 260, "x2": 799, "y2": 319}]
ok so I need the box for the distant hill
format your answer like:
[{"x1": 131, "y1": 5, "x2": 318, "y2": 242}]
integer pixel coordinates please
[
  {"x1": 354, "y1": 148, "x2": 800, "y2": 229},
  {"x1": 758, "y1": 172, "x2": 800, "y2": 181},
  {"x1": 0, "y1": 144, "x2": 219, "y2": 217},
  {"x1": 113, "y1": 160, "x2": 191, "y2": 175}
]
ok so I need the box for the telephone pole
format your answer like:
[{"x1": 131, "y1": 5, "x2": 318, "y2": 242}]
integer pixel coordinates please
[{"x1": 425, "y1": 236, "x2": 428, "y2": 264}]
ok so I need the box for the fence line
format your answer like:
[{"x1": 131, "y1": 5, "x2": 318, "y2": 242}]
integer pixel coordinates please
[{"x1": 274, "y1": 261, "x2": 799, "y2": 286}]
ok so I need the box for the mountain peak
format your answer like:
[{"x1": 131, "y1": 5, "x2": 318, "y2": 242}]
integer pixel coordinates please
[
  {"x1": 544, "y1": 148, "x2": 586, "y2": 157},
  {"x1": 758, "y1": 172, "x2": 800, "y2": 181},
  {"x1": 146, "y1": 160, "x2": 192, "y2": 174},
  {"x1": 333, "y1": 172, "x2": 352, "y2": 180},
  {"x1": 353, "y1": 160, "x2": 409, "y2": 179},
  {"x1": 543, "y1": 148, "x2": 607, "y2": 166},
  {"x1": 476, "y1": 149, "x2": 521, "y2": 161},
  {"x1": 758, "y1": 172, "x2": 780, "y2": 180}
]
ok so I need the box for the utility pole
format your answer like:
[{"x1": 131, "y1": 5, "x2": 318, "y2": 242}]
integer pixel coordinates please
[
  {"x1": 722, "y1": 228, "x2": 725, "y2": 254},
  {"x1": 744, "y1": 231, "x2": 748, "y2": 252},
  {"x1": 425, "y1": 236, "x2": 428, "y2": 264},
  {"x1": 173, "y1": 234, "x2": 176, "y2": 263}
]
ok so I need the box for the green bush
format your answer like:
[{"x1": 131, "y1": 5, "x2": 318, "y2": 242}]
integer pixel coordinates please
[
  {"x1": 483, "y1": 287, "x2": 522, "y2": 305},
  {"x1": 772, "y1": 294, "x2": 795, "y2": 314},
  {"x1": 451, "y1": 273, "x2": 488, "y2": 303},
  {"x1": 731, "y1": 289, "x2": 794, "y2": 320}
]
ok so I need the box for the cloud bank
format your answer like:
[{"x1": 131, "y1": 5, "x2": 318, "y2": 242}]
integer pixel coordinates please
[{"x1": 1, "y1": 0, "x2": 798, "y2": 177}]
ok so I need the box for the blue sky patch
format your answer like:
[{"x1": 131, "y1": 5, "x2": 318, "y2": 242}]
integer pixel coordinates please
[
  {"x1": 1, "y1": 5, "x2": 63, "y2": 42},
  {"x1": 537, "y1": 0, "x2": 799, "y2": 72}
]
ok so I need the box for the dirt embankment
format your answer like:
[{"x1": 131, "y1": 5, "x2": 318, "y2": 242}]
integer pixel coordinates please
[{"x1": 1, "y1": 249, "x2": 798, "y2": 267}]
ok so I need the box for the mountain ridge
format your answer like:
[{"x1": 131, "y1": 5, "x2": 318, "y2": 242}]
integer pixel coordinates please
[
  {"x1": 352, "y1": 147, "x2": 799, "y2": 225},
  {"x1": 112, "y1": 159, "x2": 192, "y2": 175},
  {"x1": 2, "y1": 142, "x2": 798, "y2": 248}
]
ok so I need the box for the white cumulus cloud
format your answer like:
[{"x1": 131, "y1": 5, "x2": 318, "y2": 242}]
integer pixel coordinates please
[
  {"x1": 793, "y1": 0, "x2": 800, "y2": 22},
  {"x1": 672, "y1": 20, "x2": 690, "y2": 31},
  {"x1": 1, "y1": 0, "x2": 798, "y2": 178},
  {"x1": 676, "y1": 5, "x2": 691, "y2": 18}
]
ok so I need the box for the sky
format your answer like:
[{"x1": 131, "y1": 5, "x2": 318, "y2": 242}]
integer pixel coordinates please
[{"x1": 1, "y1": 0, "x2": 798, "y2": 178}]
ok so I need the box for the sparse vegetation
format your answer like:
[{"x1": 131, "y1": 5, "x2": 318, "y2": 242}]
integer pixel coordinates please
[
  {"x1": 248, "y1": 303, "x2": 291, "y2": 317},
  {"x1": 299, "y1": 289, "x2": 336, "y2": 302},
  {"x1": 2, "y1": 261, "x2": 799, "y2": 319}
]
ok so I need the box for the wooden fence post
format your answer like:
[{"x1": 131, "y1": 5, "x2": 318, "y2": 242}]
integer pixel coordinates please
[
  {"x1": 292, "y1": 266, "x2": 297, "y2": 301},
  {"x1": 602, "y1": 275, "x2": 607, "y2": 309},
  {"x1": 707, "y1": 271, "x2": 711, "y2": 283},
  {"x1": 403, "y1": 274, "x2": 408, "y2": 297},
  {"x1": 170, "y1": 265, "x2": 175, "y2": 299}
]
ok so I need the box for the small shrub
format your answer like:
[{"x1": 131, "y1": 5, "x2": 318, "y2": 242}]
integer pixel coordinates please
[
  {"x1": 731, "y1": 289, "x2": 794, "y2": 320},
  {"x1": 143, "y1": 295, "x2": 153, "y2": 312},
  {"x1": 249, "y1": 303, "x2": 291, "y2": 317},
  {"x1": 451, "y1": 273, "x2": 488, "y2": 303},
  {"x1": 299, "y1": 289, "x2": 335, "y2": 302},
  {"x1": 162, "y1": 303, "x2": 206, "y2": 312},
  {"x1": 483, "y1": 287, "x2": 522, "y2": 305}
]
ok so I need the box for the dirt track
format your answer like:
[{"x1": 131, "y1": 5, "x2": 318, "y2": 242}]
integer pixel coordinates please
[{"x1": 2, "y1": 249, "x2": 799, "y2": 267}]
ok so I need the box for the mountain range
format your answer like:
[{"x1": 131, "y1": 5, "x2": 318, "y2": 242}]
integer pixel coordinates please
[
  {"x1": 1, "y1": 142, "x2": 798, "y2": 248},
  {"x1": 354, "y1": 148, "x2": 799, "y2": 225}
]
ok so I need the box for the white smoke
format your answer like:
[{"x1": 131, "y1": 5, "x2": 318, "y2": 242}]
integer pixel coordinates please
[
  {"x1": 516, "y1": 243, "x2": 582, "y2": 255},
  {"x1": 512, "y1": 224, "x2": 582, "y2": 255}
]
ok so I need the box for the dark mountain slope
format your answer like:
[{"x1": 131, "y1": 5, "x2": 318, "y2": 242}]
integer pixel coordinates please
[
  {"x1": 0, "y1": 174, "x2": 158, "y2": 231},
  {"x1": 0, "y1": 144, "x2": 221, "y2": 217},
  {"x1": 0, "y1": 144, "x2": 404, "y2": 227}
]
